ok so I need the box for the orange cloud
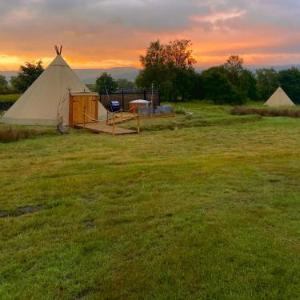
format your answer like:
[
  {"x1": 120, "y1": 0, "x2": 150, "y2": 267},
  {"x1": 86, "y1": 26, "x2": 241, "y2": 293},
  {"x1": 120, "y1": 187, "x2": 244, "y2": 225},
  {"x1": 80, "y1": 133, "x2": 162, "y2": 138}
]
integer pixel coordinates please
[
  {"x1": 0, "y1": 54, "x2": 53, "y2": 71},
  {"x1": 1, "y1": 1, "x2": 300, "y2": 70}
]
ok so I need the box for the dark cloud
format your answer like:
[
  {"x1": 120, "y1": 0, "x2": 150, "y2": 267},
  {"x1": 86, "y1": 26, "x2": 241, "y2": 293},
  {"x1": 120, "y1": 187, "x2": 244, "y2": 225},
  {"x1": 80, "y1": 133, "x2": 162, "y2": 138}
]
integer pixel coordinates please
[
  {"x1": 0, "y1": 0, "x2": 300, "y2": 68},
  {"x1": 0, "y1": 1, "x2": 255, "y2": 29},
  {"x1": 1, "y1": 0, "x2": 300, "y2": 31}
]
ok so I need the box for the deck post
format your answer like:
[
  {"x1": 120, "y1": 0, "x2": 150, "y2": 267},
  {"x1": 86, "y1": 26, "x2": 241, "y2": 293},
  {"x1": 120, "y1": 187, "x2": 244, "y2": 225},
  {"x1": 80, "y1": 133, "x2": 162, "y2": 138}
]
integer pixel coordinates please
[
  {"x1": 83, "y1": 103, "x2": 86, "y2": 128},
  {"x1": 112, "y1": 113, "x2": 116, "y2": 136},
  {"x1": 137, "y1": 114, "x2": 140, "y2": 134},
  {"x1": 121, "y1": 92, "x2": 124, "y2": 119}
]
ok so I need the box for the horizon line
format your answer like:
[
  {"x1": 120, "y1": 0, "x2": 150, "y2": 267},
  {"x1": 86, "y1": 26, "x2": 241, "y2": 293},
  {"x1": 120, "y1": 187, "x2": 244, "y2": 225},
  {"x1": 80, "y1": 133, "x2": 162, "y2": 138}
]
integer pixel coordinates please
[{"x1": 1, "y1": 63, "x2": 300, "y2": 73}]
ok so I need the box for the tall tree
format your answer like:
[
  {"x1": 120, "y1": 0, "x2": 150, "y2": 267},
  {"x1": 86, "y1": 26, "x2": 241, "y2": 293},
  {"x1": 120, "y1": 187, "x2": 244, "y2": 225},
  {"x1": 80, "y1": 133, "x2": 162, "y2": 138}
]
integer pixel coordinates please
[
  {"x1": 164, "y1": 40, "x2": 197, "y2": 68},
  {"x1": 95, "y1": 73, "x2": 118, "y2": 95},
  {"x1": 0, "y1": 75, "x2": 9, "y2": 94},
  {"x1": 137, "y1": 39, "x2": 199, "y2": 101},
  {"x1": 201, "y1": 66, "x2": 244, "y2": 105},
  {"x1": 140, "y1": 40, "x2": 166, "y2": 68},
  {"x1": 239, "y1": 70, "x2": 258, "y2": 100},
  {"x1": 256, "y1": 68, "x2": 279, "y2": 100},
  {"x1": 224, "y1": 55, "x2": 244, "y2": 84},
  {"x1": 278, "y1": 67, "x2": 300, "y2": 104},
  {"x1": 11, "y1": 61, "x2": 44, "y2": 93}
]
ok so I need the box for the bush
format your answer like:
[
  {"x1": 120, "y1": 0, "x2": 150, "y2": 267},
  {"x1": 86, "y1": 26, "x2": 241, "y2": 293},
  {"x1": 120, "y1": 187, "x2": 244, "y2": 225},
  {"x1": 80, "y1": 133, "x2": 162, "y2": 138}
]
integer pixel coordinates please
[
  {"x1": 202, "y1": 67, "x2": 245, "y2": 105},
  {"x1": 231, "y1": 106, "x2": 300, "y2": 118}
]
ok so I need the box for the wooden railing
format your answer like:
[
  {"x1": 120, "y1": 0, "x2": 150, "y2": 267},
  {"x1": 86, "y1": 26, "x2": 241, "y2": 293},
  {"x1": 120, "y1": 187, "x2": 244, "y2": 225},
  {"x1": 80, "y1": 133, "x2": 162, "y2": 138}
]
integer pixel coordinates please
[{"x1": 83, "y1": 111, "x2": 140, "y2": 135}]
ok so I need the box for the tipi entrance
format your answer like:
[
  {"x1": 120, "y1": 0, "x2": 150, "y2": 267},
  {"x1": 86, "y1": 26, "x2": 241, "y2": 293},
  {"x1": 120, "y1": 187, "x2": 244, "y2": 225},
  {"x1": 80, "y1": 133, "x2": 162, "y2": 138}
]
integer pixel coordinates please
[{"x1": 69, "y1": 92, "x2": 99, "y2": 127}]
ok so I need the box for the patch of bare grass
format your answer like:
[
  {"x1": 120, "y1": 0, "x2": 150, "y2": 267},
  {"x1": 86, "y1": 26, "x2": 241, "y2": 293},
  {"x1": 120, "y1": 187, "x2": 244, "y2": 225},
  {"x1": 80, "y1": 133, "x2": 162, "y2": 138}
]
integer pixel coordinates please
[{"x1": 0, "y1": 125, "x2": 56, "y2": 143}]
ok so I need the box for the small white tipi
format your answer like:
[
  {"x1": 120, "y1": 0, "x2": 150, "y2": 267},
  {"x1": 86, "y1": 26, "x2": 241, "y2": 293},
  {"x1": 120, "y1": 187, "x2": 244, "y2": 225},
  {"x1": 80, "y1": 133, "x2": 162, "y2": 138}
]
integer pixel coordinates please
[
  {"x1": 265, "y1": 87, "x2": 295, "y2": 107},
  {"x1": 1, "y1": 46, "x2": 107, "y2": 126}
]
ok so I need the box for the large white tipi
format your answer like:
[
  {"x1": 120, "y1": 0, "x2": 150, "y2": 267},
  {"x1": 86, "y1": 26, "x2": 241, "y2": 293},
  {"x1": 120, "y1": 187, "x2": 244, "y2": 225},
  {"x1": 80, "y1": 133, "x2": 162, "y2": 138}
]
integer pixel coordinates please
[
  {"x1": 265, "y1": 87, "x2": 295, "y2": 107},
  {"x1": 1, "y1": 47, "x2": 107, "y2": 126}
]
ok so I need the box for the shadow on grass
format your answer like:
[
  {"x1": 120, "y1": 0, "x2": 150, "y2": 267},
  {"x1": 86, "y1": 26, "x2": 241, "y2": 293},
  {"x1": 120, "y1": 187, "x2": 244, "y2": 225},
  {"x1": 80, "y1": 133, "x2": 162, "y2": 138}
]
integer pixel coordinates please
[{"x1": 0, "y1": 205, "x2": 45, "y2": 218}]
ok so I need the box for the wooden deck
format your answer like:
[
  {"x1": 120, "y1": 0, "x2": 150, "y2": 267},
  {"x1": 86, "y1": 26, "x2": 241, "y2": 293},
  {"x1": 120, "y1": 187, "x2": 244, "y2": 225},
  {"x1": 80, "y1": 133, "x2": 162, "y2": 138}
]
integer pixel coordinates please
[
  {"x1": 74, "y1": 112, "x2": 175, "y2": 136},
  {"x1": 76, "y1": 122, "x2": 137, "y2": 135},
  {"x1": 106, "y1": 112, "x2": 138, "y2": 125}
]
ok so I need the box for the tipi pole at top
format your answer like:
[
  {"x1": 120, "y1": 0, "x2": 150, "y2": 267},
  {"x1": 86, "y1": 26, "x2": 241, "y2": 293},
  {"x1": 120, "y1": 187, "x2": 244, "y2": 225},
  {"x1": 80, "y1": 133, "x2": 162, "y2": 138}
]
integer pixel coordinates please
[{"x1": 54, "y1": 45, "x2": 63, "y2": 55}]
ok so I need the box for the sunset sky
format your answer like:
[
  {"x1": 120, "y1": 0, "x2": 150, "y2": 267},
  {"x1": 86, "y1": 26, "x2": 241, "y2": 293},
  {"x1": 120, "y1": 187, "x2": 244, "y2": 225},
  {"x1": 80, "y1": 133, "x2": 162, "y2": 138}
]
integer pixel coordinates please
[{"x1": 1, "y1": 0, "x2": 300, "y2": 70}]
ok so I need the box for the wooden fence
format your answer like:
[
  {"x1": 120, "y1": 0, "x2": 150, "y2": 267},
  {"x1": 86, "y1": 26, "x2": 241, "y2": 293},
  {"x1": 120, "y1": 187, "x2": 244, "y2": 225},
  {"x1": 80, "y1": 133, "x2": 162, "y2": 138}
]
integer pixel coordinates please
[
  {"x1": 0, "y1": 90, "x2": 161, "y2": 113},
  {"x1": 100, "y1": 90, "x2": 160, "y2": 111}
]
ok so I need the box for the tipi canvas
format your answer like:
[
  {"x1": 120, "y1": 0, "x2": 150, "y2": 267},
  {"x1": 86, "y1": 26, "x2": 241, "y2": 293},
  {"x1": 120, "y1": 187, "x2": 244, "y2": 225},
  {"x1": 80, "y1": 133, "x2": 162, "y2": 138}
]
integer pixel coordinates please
[
  {"x1": 1, "y1": 49, "x2": 107, "y2": 126},
  {"x1": 265, "y1": 87, "x2": 295, "y2": 107}
]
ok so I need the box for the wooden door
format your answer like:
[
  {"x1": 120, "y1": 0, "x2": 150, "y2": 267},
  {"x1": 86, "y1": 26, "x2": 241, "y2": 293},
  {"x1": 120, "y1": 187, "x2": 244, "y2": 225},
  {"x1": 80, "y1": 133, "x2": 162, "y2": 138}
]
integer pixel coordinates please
[{"x1": 69, "y1": 94, "x2": 99, "y2": 127}]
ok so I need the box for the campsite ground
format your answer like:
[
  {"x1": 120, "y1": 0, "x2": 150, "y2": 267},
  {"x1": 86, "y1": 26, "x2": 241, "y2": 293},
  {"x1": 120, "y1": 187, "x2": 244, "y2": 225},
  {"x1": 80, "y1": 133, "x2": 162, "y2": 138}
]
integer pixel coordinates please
[{"x1": 0, "y1": 102, "x2": 300, "y2": 299}]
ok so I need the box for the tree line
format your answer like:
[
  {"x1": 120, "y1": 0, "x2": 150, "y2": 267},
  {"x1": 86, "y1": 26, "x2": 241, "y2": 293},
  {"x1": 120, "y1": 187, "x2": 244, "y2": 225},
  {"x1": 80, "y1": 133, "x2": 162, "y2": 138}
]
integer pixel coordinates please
[
  {"x1": 135, "y1": 40, "x2": 300, "y2": 104},
  {"x1": 2, "y1": 39, "x2": 300, "y2": 105}
]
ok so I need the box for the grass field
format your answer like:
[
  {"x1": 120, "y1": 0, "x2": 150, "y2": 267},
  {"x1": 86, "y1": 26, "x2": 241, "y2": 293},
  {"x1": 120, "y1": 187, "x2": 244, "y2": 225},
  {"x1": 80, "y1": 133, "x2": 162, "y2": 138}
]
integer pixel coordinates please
[
  {"x1": 0, "y1": 102, "x2": 299, "y2": 299},
  {"x1": 0, "y1": 94, "x2": 20, "y2": 103}
]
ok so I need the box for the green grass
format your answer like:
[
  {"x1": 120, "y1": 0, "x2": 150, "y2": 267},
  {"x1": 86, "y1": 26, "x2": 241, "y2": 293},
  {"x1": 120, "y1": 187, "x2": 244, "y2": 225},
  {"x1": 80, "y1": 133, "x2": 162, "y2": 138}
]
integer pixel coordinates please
[
  {"x1": 0, "y1": 125, "x2": 57, "y2": 142},
  {"x1": 0, "y1": 94, "x2": 20, "y2": 103},
  {"x1": 0, "y1": 102, "x2": 299, "y2": 299}
]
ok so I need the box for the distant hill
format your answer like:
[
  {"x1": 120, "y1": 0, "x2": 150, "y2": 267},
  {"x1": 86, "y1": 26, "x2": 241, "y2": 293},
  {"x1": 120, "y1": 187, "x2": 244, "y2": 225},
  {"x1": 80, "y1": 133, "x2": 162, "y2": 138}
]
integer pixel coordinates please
[
  {"x1": 0, "y1": 67, "x2": 140, "y2": 83},
  {"x1": 75, "y1": 67, "x2": 140, "y2": 83}
]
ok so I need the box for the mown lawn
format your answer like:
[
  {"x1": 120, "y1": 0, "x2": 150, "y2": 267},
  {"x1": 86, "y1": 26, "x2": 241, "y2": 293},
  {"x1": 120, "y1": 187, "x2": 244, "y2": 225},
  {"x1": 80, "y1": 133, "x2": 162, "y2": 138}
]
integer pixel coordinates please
[{"x1": 0, "y1": 102, "x2": 299, "y2": 299}]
